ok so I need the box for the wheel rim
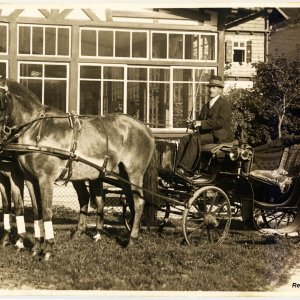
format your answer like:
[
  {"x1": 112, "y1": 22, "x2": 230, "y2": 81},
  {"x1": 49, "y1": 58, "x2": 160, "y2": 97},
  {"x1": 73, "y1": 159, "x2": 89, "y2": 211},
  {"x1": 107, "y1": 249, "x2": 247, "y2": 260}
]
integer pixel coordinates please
[
  {"x1": 182, "y1": 186, "x2": 231, "y2": 246},
  {"x1": 254, "y1": 208, "x2": 296, "y2": 230}
]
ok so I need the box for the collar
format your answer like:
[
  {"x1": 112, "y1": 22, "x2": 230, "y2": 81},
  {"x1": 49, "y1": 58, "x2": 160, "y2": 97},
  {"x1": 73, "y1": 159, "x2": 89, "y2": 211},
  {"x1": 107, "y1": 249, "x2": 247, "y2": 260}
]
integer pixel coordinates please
[{"x1": 208, "y1": 95, "x2": 220, "y2": 109}]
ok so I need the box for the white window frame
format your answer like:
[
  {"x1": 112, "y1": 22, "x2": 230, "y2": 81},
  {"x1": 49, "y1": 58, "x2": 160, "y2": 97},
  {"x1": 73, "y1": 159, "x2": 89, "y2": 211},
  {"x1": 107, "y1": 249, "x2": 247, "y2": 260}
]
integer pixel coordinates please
[
  {"x1": 0, "y1": 23, "x2": 8, "y2": 55},
  {"x1": 18, "y1": 61, "x2": 69, "y2": 111},
  {"x1": 232, "y1": 41, "x2": 247, "y2": 63},
  {"x1": 17, "y1": 24, "x2": 71, "y2": 57},
  {"x1": 151, "y1": 30, "x2": 218, "y2": 62},
  {"x1": 79, "y1": 28, "x2": 149, "y2": 59},
  {"x1": 78, "y1": 63, "x2": 217, "y2": 131}
]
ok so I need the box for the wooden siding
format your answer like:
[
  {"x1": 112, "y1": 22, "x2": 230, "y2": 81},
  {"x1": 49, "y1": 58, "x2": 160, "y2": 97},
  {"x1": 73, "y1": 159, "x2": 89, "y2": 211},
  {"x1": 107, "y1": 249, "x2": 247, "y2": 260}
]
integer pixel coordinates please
[
  {"x1": 228, "y1": 16, "x2": 266, "y2": 32},
  {"x1": 224, "y1": 32, "x2": 264, "y2": 78}
]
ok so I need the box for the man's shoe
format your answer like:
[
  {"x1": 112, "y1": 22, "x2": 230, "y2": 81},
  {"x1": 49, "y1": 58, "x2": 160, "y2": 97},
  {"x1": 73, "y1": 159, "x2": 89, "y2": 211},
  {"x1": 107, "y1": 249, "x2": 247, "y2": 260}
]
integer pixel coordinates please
[{"x1": 176, "y1": 167, "x2": 190, "y2": 177}]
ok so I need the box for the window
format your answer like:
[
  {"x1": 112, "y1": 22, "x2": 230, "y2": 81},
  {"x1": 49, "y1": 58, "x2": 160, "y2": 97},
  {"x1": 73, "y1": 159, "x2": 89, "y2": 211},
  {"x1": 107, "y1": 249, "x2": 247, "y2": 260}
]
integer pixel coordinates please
[
  {"x1": 80, "y1": 28, "x2": 148, "y2": 59},
  {"x1": 0, "y1": 24, "x2": 8, "y2": 54},
  {"x1": 79, "y1": 64, "x2": 216, "y2": 129},
  {"x1": 0, "y1": 61, "x2": 8, "y2": 77},
  {"x1": 19, "y1": 62, "x2": 69, "y2": 111},
  {"x1": 152, "y1": 31, "x2": 217, "y2": 61},
  {"x1": 226, "y1": 40, "x2": 252, "y2": 63},
  {"x1": 18, "y1": 25, "x2": 71, "y2": 56}
]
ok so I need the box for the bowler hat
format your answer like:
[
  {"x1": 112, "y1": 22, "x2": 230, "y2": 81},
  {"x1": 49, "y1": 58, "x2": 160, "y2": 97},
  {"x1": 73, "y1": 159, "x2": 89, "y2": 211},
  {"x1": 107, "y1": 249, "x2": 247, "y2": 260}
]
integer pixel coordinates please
[{"x1": 206, "y1": 75, "x2": 224, "y2": 88}]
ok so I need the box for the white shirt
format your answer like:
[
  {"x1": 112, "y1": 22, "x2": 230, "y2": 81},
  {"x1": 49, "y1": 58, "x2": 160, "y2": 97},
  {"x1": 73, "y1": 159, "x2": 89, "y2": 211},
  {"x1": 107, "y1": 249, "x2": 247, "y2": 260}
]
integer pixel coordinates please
[{"x1": 208, "y1": 95, "x2": 220, "y2": 109}]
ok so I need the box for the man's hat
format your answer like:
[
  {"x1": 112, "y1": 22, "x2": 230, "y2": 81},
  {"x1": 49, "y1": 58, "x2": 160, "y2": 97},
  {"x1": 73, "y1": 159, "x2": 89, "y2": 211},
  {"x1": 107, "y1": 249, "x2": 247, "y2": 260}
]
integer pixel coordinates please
[{"x1": 206, "y1": 75, "x2": 224, "y2": 88}]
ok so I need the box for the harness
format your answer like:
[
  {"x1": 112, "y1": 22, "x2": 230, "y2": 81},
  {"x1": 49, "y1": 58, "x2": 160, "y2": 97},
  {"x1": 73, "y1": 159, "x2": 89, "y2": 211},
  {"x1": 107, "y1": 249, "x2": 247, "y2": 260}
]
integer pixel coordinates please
[{"x1": 0, "y1": 85, "x2": 110, "y2": 185}]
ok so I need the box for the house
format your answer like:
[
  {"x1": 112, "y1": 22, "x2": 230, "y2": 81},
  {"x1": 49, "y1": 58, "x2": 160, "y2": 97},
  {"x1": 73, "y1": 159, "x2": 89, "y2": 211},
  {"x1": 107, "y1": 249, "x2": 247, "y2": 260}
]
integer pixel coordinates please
[{"x1": 0, "y1": 7, "x2": 288, "y2": 138}]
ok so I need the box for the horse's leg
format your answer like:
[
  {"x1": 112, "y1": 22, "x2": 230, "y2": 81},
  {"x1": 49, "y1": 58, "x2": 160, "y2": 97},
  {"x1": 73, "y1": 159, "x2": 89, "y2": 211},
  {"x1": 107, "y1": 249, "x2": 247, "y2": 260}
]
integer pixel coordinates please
[
  {"x1": 38, "y1": 176, "x2": 56, "y2": 260},
  {"x1": 120, "y1": 166, "x2": 145, "y2": 246},
  {"x1": 89, "y1": 180, "x2": 105, "y2": 242},
  {"x1": 11, "y1": 172, "x2": 25, "y2": 250},
  {"x1": 25, "y1": 179, "x2": 44, "y2": 256},
  {"x1": 0, "y1": 175, "x2": 11, "y2": 247},
  {"x1": 71, "y1": 181, "x2": 90, "y2": 237}
]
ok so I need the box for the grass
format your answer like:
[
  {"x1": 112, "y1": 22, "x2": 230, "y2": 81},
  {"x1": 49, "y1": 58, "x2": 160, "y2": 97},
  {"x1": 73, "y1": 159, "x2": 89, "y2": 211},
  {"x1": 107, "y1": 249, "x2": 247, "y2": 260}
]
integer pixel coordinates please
[{"x1": 0, "y1": 217, "x2": 299, "y2": 291}]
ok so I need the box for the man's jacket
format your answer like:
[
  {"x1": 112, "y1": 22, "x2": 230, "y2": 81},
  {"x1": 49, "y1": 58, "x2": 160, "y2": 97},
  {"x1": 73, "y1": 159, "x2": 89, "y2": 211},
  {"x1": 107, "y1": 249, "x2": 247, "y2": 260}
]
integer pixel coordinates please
[{"x1": 198, "y1": 97, "x2": 234, "y2": 143}]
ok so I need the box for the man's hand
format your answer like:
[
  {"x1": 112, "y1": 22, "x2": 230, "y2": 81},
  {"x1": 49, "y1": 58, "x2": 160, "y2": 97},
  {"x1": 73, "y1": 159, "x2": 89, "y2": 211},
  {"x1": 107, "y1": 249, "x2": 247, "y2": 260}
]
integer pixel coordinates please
[{"x1": 186, "y1": 119, "x2": 201, "y2": 130}]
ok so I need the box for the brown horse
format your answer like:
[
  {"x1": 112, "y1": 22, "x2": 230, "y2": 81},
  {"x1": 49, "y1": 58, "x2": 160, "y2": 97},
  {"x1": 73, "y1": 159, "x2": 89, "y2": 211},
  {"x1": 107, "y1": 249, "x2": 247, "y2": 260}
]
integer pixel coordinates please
[{"x1": 0, "y1": 79, "x2": 156, "y2": 259}]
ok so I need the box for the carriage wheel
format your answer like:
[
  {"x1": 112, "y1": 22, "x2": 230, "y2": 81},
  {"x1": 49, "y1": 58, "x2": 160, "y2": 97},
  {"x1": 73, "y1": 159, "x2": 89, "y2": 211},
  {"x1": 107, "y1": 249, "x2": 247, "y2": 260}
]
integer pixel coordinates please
[
  {"x1": 120, "y1": 194, "x2": 134, "y2": 232},
  {"x1": 182, "y1": 186, "x2": 231, "y2": 246},
  {"x1": 253, "y1": 208, "x2": 296, "y2": 230}
]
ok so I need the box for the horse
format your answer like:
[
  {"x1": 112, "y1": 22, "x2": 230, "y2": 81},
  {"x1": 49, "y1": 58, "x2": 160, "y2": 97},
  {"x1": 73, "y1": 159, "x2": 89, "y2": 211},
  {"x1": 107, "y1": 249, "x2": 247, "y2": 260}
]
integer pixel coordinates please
[
  {"x1": 0, "y1": 153, "x2": 26, "y2": 249},
  {"x1": 0, "y1": 78, "x2": 156, "y2": 259}
]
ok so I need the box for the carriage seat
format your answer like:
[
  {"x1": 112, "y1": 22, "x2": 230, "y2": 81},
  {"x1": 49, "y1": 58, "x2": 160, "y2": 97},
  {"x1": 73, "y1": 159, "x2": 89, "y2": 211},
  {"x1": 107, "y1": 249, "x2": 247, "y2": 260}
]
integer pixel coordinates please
[{"x1": 250, "y1": 143, "x2": 300, "y2": 193}]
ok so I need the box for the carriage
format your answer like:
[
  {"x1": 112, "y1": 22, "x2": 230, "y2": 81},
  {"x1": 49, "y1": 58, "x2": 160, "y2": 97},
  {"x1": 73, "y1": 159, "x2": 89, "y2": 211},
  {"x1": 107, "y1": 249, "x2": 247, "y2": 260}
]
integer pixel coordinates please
[{"x1": 0, "y1": 79, "x2": 299, "y2": 260}]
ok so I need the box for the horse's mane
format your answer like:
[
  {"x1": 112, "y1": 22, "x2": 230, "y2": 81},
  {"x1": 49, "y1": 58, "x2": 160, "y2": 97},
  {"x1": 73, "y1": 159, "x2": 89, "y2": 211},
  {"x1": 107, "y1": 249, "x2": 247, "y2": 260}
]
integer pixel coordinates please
[{"x1": 6, "y1": 79, "x2": 42, "y2": 105}]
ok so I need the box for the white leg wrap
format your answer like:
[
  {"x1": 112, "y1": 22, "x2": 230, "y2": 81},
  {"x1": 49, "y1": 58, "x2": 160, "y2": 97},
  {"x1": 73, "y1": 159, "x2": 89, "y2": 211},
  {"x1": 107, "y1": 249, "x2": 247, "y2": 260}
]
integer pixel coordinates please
[
  {"x1": 16, "y1": 216, "x2": 26, "y2": 235},
  {"x1": 3, "y1": 214, "x2": 11, "y2": 231},
  {"x1": 44, "y1": 221, "x2": 54, "y2": 240},
  {"x1": 34, "y1": 220, "x2": 44, "y2": 238}
]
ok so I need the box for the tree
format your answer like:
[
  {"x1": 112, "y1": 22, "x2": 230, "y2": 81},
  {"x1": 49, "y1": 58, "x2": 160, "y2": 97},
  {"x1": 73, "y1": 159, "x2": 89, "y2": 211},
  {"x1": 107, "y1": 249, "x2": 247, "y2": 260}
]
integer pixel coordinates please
[
  {"x1": 225, "y1": 56, "x2": 300, "y2": 146},
  {"x1": 252, "y1": 57, "x2": 300, "y2": 138}
]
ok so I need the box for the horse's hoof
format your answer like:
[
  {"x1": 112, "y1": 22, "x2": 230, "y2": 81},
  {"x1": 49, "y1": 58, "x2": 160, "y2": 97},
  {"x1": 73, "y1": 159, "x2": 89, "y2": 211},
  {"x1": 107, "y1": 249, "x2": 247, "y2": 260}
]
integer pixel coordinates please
[
  {"x1": 31, "y1": 250, "x2": 40, "y2": 257},
  {"x1": 15, "y1": 240, "x2": 25, "y2": 250},
  {"x1": 72, "y1": 230, "x2": 85, "y2": 239},
  {"x1": 93, "y1": 233, "x2": 101, "y2": 242},
  {"x1": 44, "y1": 252, "x2": 53, "y2": 261},
  {"x1": 1, "y1": 240, "x2": 11, "y2": 248}
]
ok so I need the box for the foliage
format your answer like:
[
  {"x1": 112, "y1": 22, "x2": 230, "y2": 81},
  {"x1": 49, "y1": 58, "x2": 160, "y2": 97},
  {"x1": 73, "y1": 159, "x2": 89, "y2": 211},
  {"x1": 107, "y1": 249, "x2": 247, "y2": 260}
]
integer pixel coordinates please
[
  {"x1": 0, "y1": 221, "x2": 299, "y2": 291},
  {"x1": 225, "y1": 56, "x2": 300, "y2": 146}
]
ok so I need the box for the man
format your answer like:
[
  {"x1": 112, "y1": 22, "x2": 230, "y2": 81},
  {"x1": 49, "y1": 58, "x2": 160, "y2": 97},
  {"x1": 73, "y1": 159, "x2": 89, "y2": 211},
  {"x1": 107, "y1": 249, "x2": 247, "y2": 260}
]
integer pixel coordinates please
[{"x1": 176, "y1": 75, "x2": 234, "y2": 177}]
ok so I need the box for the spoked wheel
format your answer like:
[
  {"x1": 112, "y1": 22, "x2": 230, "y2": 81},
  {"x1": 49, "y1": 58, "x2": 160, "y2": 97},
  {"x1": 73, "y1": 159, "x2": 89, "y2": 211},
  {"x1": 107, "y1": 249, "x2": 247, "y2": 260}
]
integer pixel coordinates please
[
  {"x1": 254, "y1": 208, "x2": 296, "y2": 230},
  {"x1": 182, "y1": 186, "x2": 231, "y2": 246}
]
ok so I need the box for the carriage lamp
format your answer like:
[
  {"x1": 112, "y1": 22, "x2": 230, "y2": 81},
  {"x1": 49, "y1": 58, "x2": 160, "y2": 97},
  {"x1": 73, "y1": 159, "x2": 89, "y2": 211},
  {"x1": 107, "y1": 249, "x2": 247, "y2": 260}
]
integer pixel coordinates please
[{"x1": 229, "y1": 145, "x2": 252, "y2": 161}]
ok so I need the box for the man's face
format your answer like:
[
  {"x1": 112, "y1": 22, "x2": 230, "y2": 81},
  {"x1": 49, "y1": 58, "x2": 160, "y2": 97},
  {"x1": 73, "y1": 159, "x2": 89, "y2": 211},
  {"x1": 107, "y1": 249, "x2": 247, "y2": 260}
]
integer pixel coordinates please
[{"x1": 208, "y1": 86, "x2": 222, "y2": 98}]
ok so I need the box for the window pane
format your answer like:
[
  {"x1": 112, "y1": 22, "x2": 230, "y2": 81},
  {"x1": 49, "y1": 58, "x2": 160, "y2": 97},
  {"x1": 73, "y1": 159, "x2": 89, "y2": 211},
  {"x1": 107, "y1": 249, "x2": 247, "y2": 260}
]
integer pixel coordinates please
[
  {"x1": 169, "y1": 34, "x2": 183, "y2": 59},
  {"x1": 19, "y1": 26, "x2": 31, "y2": 54},
  {"x1": 20, "y1": 63, "x2": 42, "y2": 77},
  {"x1": 0, "y1": 26, "x2": 7, "y2": 53},
  {"x1": 45, "y1": 27, "x2": 56, "y2": 55},
  {"x1": 103, "y1": 81, "x2": 124, "y2": 114},
  {"x1": 152, "y1": 33, "x2": 167, "y2": 59},
  {"x1": 127, "y1": 82, "x2": 147, "y2": 122},
  {"x1": 233, "y1": 49, "x2": 245, "y2": 62},
  {"x1": 103, "y1": 66, "x2": 124, "y2": 80},
  {"x1": 149, "y1": 82, "x2": 169, "y2": 128},
  {"x1": 173, "y1": 82, "x2": 193, "y2": 128},
  {"x1": 80, "y1": 81, "x2": 101, "y2": 115},
  {"x1": 44, "y1": 80, "x2": 66, "y2": 111},
  {"x1": 98, "y1": 30, "x2": 113, "y2": 56},
  {"x1": 150, "y1": 68, "x2": 169, "y2": 81},
  {"x1": 132, "y1": 32, "x2": 147, "y2": 58},
  {"x1": 32, "y1": 27, "x2": 43, "y2": 55},
  {"x1": 0, "y1": 62, "x2": 6, "y2": 77},
  {"x1": 20, "y1": 78, "x2": 43, "y2": 100},
  {"x1": 80, "y1": 65, "x2": 101, "y2": 79},
  {"x1": 200, "y1": 35, "x2": 215, "y2": 60},
  {"x1": 57, "y1": 28, "x2": 69, "y2": 56},
  {"x1": 81, "y1": 29, "x2": 96, "y2": 56},
  {"x1": 115, "y1": 31, "x2": 130, "y2": 57},
  {"x1": 185, "y1": 34, "x2": 198, "y2": 60},
  {"x1": 173, "y1": 69, "x2": 192, "y2": 82},
  {"x1": 127, "y1": 67, "x2": 147, "y2": 81},
  {"x1": 45, "y1": 64, "x2": 67, "y2": 78}
]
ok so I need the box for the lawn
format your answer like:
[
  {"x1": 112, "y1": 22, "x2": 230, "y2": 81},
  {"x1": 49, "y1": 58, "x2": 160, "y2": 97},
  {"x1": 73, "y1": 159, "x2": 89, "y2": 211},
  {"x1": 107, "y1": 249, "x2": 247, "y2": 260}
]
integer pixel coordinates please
[{"x1": 0, "y1": 216, "x2": 299, "y2": 292}]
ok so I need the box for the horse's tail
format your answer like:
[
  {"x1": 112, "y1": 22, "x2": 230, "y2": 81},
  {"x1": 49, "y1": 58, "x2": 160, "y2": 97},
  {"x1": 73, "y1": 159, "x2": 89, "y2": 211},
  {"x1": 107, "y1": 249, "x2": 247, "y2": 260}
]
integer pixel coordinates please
[{"x1": 142, "y1": 147, "x2": 159, "y2": 227}]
